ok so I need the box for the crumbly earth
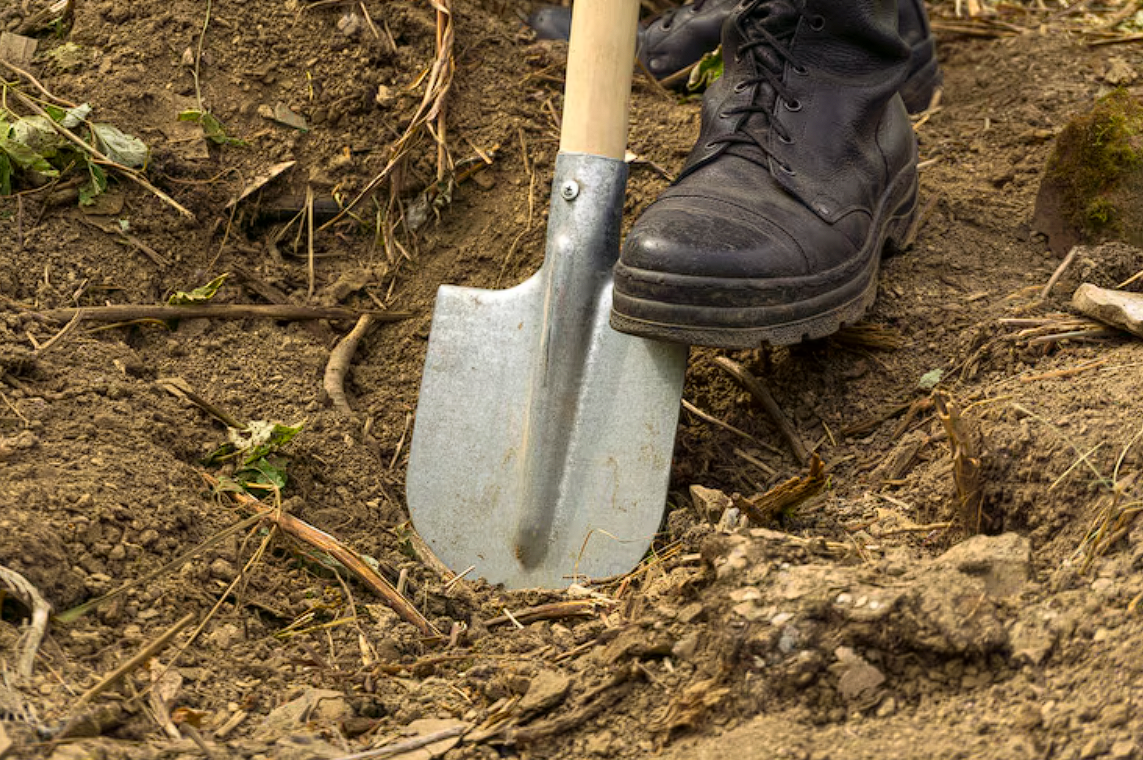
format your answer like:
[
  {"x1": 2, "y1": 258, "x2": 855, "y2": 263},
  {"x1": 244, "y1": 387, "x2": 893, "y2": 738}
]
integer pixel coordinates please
[{"x1": 2, "y1": 2, "x2": 1143, "y2": 759}]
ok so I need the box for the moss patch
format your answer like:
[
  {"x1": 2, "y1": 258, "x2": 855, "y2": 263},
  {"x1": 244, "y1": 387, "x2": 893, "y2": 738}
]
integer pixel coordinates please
[{"x1": 1032, "y1": 89, "x2": 1143, "y2": 254}]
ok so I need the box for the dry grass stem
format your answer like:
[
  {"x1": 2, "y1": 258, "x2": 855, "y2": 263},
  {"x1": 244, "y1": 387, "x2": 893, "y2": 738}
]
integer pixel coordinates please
[{"x1": 73, "y1": 613, "x2": 195, "y2": 708}]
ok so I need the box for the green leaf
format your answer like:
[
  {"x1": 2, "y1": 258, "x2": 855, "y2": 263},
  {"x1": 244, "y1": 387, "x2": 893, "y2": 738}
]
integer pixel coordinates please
[
  {"x1": 236, "y1": 457, "x2": 289, "y2": 491},
  {"x1": 0, "y1": 152, "x2": 11, "y2": 196},
  {"x1": 91, "y1": 122, "x2": 149, "y2": 168},
  {"x1": 243, "y1": 421, "x2": 304, "y2": 465},
  {"x1": 44, "y1": 104, "x2": 68, "y2": 123},
  {"x1": 686, "y1": 47, "x2": 724, "y2": 92},
  {"x1": 0, "y1": 131, "x2": 59, "y2": 176},
  {"x1": 168, "y1": 273, "x2": 229, "y2": 306},
  {"x1": 78, "y1": 163, "x2": 107, "y2": 206},
  {"x1": 60, "y1": 103, "x2": 91, "y2": 128},
  {"x1": 178, "y1": 109, "x2": 246, "y2": 146}
]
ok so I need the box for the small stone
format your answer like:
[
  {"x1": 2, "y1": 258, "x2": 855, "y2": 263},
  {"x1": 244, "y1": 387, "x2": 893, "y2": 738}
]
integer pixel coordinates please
[
  {"x1": 934, "y1": 532, "x2": 1032, "y2": 598},
  {"x1": 732, "y1": 600, "x2": 767, "y2": 621},
  {"x1": 716, "y1": 507, "x2": 742, "y2": 533},
  {"x1": 875, "y1": 696, "x2": 897, "y2": 718},
  {"x1": 1081, "y1": 736, "x2": 1110, "y2": 760},
  {"x1": 1110, "y1": 740, "x2": 1138, "y2": 760},
  {"x1": 336, "y1": 13, "x2": 362, "y2": 37},
  {"x1": 585, "y1": 729, "x2": 613, "y2": 756},
  {"x1": 256, "y1": 689, "x2": 352, "y2": 739},
  {"x1": 677, "y1": 602, "x2": 705, "y2": 624},
  {"x1": 209, "y1": 558, "x2": 236, "y2": 581},
  {"x1": 375, "y1": 84, "x2": 396, "y2": 107},
  {"x1": 831, "y1": 647, "x2": 885, "y2": 703},
  {"x1": 1073, "y1": 283, "x2": 1143, "y2": 339},
  {"x1": 1101, "y1": 702, "x2": 1130, "y2": 728},
  {"x1": 1105, "y1": 56, "x2": 1138, "y2": 86},
  {"x1": 690, "y1": 484, "x2": 733, "y2": 522},
  {"x1": 1009, "y1": 619, "x2": 1056, "y2": 665},
  {"x1": 517, "y1": 670, "x2": 570, "y2": 716},
  {"x1": 672, "y1": 632, "x2": 699, "y2": 660}
]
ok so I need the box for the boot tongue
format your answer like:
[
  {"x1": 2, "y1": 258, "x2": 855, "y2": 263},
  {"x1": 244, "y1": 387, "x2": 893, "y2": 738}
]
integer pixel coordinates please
[
  {"x1": 724, "y1": 0, "x2": 799, "y2": 157},
  {"x1": 738, "y1": 0, "x2": 799, "y2": 82}
]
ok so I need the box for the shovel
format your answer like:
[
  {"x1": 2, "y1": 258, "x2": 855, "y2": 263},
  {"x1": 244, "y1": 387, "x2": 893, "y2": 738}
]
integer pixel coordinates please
[{"x1": 406, "y1": 0, "x2": 688, "y2": 589}]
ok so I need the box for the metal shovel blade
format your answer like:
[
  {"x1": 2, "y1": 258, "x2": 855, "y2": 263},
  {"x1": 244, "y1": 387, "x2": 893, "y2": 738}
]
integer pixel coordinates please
[{"x1": 406, "y1": 153, "x2": 688, "y2": 589}]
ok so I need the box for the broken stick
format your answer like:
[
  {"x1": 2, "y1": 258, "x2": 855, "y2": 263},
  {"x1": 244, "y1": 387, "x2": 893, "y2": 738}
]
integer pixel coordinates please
[
  {"x1": 712, "y1": 356, "x2": 810, "y2": 464},
  {"x1": 201, "y1": 473, "x2": 441, "y2": 638}
]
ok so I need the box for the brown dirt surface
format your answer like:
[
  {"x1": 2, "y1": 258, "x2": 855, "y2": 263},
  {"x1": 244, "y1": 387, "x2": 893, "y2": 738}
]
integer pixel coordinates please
[{"x1": 3, "y1": 1, "x2": 1143, "y2": 758}]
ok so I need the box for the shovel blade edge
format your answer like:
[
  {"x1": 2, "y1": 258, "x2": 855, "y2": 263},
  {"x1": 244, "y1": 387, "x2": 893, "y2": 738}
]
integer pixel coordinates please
[{"x1": 406, "y1": 276, "x2": 687, "y2": 589}]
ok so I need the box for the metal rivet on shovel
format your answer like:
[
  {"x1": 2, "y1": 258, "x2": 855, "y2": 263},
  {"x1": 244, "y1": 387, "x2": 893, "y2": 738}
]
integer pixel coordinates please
[{"x1": 406, "y1": 0, "x2": 688, "y2": 590}]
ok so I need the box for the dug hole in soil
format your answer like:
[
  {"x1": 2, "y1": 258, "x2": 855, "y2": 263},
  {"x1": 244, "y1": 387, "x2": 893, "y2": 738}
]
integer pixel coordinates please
[{"x1": 2, "y1": 1, "x2": 1143, "y2": 758}]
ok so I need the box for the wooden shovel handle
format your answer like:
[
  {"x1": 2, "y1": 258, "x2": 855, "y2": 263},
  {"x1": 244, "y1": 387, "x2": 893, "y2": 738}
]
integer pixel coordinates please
[{"x1": 559, "y1": 0, "x2": 640, "y2": 159}]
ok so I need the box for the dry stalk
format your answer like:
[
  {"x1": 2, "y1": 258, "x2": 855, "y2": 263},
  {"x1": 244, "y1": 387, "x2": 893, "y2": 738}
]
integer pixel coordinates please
[
  {"x1": 320, "y1": 0, "x2": 454, "y2": 231},
  {"x1": 737, "y1": 453, "x2": 826, "y2": 525},
  {"x1": 933, "y1": 391, "x2": 988, "y2": 533}
]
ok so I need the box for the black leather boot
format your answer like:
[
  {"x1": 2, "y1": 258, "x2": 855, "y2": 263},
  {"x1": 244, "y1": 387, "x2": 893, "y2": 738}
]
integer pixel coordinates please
[
  {"x1": 638, "y1": 0, "x2": 941, "y2": 112},
  {"x1": 611, "y1": 0, "x2": 919, "y2": 349}
]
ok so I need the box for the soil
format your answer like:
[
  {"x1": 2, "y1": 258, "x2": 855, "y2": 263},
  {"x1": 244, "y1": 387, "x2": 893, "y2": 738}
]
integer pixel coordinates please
[{"x1": 3, "y1": 1, "x2": 1143, "y2": 759}]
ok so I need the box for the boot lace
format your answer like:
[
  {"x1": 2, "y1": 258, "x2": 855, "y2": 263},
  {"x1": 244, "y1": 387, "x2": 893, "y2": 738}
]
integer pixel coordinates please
[{"x1": 707, "y1": 0, "x2": 810, "y2": 174}]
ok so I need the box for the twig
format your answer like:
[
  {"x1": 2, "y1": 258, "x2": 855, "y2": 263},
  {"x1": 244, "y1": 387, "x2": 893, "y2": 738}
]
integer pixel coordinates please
[
  {"x1": 203, "y1": 474, "x2": 442, "y2": 637},
  {"x1": 681, "y1": 399, "x2": 784, "y2": 456},
  {"x1": 73, "y1": 613, "x2": 195, "y2": 708},
  {"x1": 388, "y1": 412, "x2": 412, "y2": 471},
  {"x1": 331, "y1": 724, "x2": 468, "y2": 760},
  {"x1": 33, "y1": 310, "x2": 81, "y2": 356},
  {"x1": 712, "y1": 356, "x2": 810, "y2": 464},
  {"x1": 156, "y1": 377, "x2": 247, "y2": 430},
  {"x1": 1020, "y1": 359, "x2": 1107, "y2": 382},
  {"x1": 324, "y1": 314, "x2": 375, "y2": 414},
  {"x1": 306, "y1": 184, "x2": 316, "y2": 300},
  {"x1": 1039, "y1": 245, "x2": 1080, "y2": 300},
  {"x1": 36, "y1": 303, "x2": 410, "y2": 324},
  {"x1": 0, "y1": 58, "x2": 78, "y2": 108},
  {"x1": 878, "y1": 521, "x2": 953, "y2": 536},
  {"x1": 485, "y1": 600, "x2": 600, "y2": 628}
]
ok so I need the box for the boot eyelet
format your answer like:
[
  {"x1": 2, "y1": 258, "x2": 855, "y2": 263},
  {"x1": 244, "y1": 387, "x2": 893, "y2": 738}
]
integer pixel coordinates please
[
  {"x1": 783, "y1": 98, "x2": 802, "y2": 112},
  {"x1": 734, "y1": 81, "x2": 749, "y2": 93},
  {"x1": 778, "y1": 162, "x2": 796, "y2": 176},
  {"x1": 792, "y1": 64, "x2": 808, "y2": 76},
  {"x1": 777, "y1": 132, "x2": 794, "y2": 145},
  {"x1": 808, "y1": 15, "x2": 825, "y2": 31}
]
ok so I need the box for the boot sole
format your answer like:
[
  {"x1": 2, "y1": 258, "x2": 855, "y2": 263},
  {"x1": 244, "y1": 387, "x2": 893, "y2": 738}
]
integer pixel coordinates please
[{"x1": 611, "y1": 168, "x2": 918, "y2": 350}]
